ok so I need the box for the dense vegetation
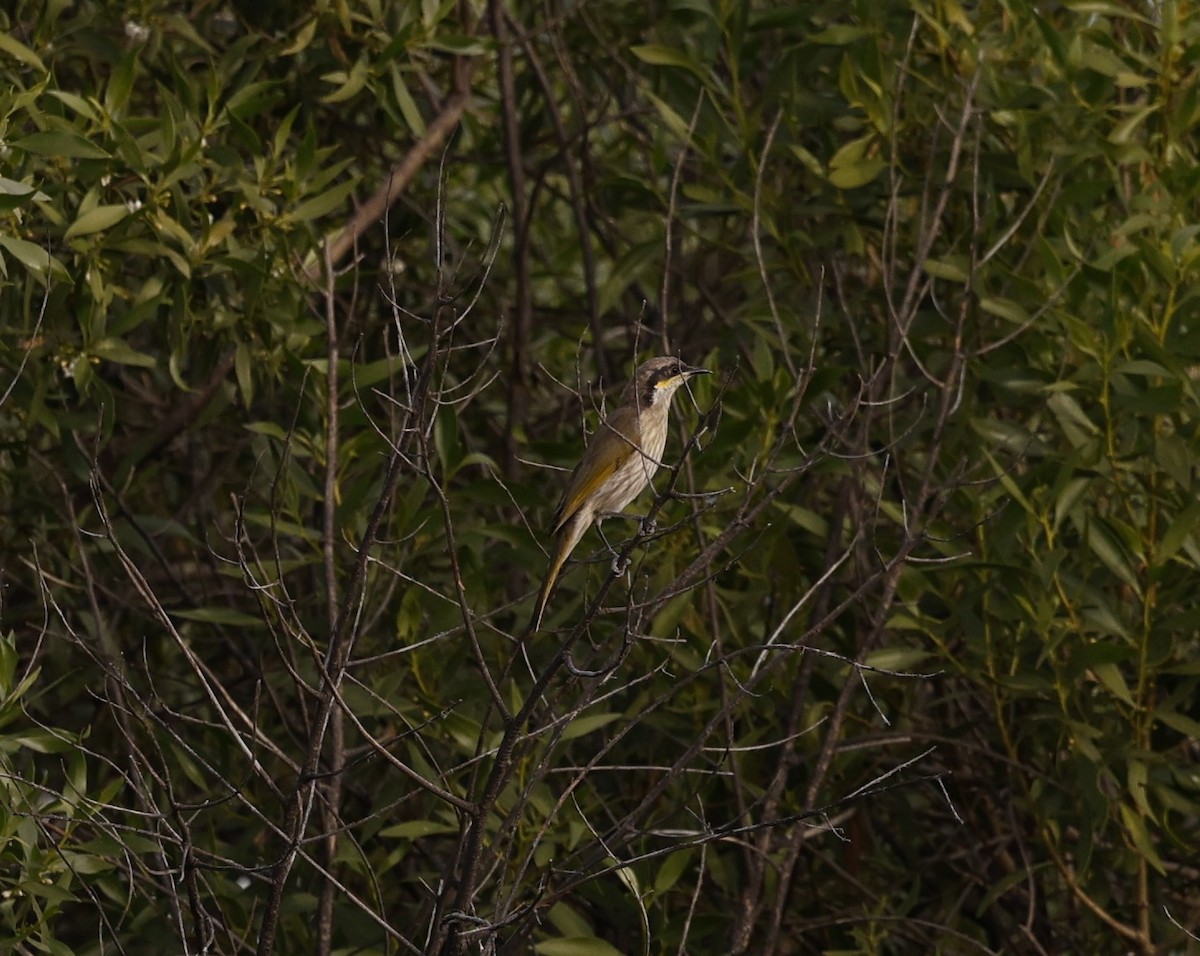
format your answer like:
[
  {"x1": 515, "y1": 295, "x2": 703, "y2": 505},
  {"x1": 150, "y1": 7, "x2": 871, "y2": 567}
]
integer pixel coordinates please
[{"x1": 1, "y1": 1, "x2": 1198, "y2": 953}]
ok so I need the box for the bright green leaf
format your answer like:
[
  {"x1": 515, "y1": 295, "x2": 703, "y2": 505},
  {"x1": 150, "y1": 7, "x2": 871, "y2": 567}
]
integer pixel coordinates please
[
  {"x1": 924, "y1": 257, "x2": 970, "y2": 283},
  {"x1": 65, "y1": 204, "x2": 132, "y2": 239},
  {"x1": 321, "y1": 58, "x2": 370, "y2": 104},
  {"x1": 0, "y1": 30, "x2": 46, "y2": 71},
  {"x1": 282, "y1": 180, "x2": 358, "y2": 223},
  {"x1": 0, "y1": 177, "x2": 49, "y2": 212},
  {"x1": 0, "y1": 236, "x2": 68, "y2": 277}
]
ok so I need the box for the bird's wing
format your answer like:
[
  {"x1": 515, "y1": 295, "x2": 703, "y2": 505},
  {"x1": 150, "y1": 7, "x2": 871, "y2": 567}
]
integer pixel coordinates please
[{"x1": 550, "y1": 407, "x2": 640, "y2": 533}]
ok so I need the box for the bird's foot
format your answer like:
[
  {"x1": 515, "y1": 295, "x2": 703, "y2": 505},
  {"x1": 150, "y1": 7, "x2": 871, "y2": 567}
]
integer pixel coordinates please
[
  {"x1": 639, "y1": 516, "x2": 657, "y2": 537},
  {"x1": 597, "y1": 524, "x2": 621, "y2": 566},
  {"x1": 611, "y1": 553, "x2": 630, "y2": 575}
]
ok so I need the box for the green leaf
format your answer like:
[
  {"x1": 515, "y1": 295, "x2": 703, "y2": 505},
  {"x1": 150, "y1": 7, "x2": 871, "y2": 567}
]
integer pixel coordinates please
[
  {"x1": 391, "y1": 66, "x2": 427, "y2": 136},
  {"x1": 449, "y1": 451, "x2": 499, "y2": 478},
  {"x1": 828, "y1": 158, "x2": 885, "y2": 189},
  {"x1": 112, "y1": 237, "x2": 191, "y2": 277},
  {"x1": 0, "y1": 31, "x2": 47, "y2": 71},
  {"x1": 771, "y1": 501, "x2": 828, "y2": 537},
  {"x1": 979, "y1": 297, "x2": 1030, "y2": 324},
  {"x1": 0, "y1": 728, "x2": 73, "y2": 754},
  {"x1": 924, "y1": 256, "x2": 970, "y2": 283},
  {"x1": 1091, "y1": 243, "x2": 1137, "y2": 271},
  {"x1": 320, "y1": 58, "x2": 370, "y2": 104},
  {"x1": 1046, "y1": 392, "x2": 1099, "y2": 447},
  {"x1": 546, "y1": 903, "x2": 594, "y2": 939},
  {"x1": 1076, "y1": 41, "x2": 1129, "y2": 78},
  {"x1": 645, "y1": 91, "x2": 692, "y2": 142},
  {"x1": 244, "y1": 421, "x2": 291, "y2": 441},
  {"x1": 90, "y1": 338, "x2": 157, "y2": 368},
  {"x1": 351, "y1": 355, "x2": 410, "y2": 389},
  {"x1": 1084, "y1": 517, "x2": 1140, "y2": 592},
  {"x1": 172, "y1": 607, "x2": 264, "y2": 626},
  {"x1": 630, "y1": 44, "x2": 696, "y2": 69},
  {"x1": 827, "y1": 135, "x2": 884, "y2": 189},
  {"x1": 1154, "y1": 705, "x2": 1200, "y2": 738},
  {"x1": 809, "y1": 25, "x2": 873, "y2": 44},
  {"x1": 1080, "y1": 599, "x2": 1131, "y2": 641},
  {"x1": 282, "y1": 179, "x2": 358, "y2": 223},
  {"x1": 225, "y1": 81, "x2": 279, "y2": 120},
  {"x1": 1054, "y1": 476, "x2": 1091, "y2": 531},
  {"x1": 59, "y1": 851, "x2": 114, "y2": 876},
  {"x1": 159, "y1": 14, "x2": 216, "y2": 54},
  {"x1": 1118, "y1": 804, "x2": 1166, "y2": 875},
  {"x1": 1127, "y1": 760, "x2": 1152, "y2": 816},
  {"x1": 105, "y1": 53, "x2": 139, "y2": 116},
  {"x1": 864, "y1": 647, "x2": 932, "y2": 672},
  {"x1": 561, "y1": 713, "x2": 621, "y2": 741},
  {"x1": 0, "y1": 177, "x2": 49, "y2": 212},
  {"x1": 653, "y1": 849, "x2": 694, "y2": 895},
  {"x1": 427, "y1": 35, "x2": 486, "y2": 55},
  {"x1": 1092, "y1": 662, "x2": 1134, "y2": 706},
  {"x1": 14, "y1": 130, "x2": 112, "y2": 160},
  {"x1": 787, "y1": 142, "x2": 825, "y2": 178},
  {"x1": 65, "y1": 204, "x2": 132, "y2": 239},
  {"x1": 1108, "y1": 105, "x2": 1157, "y2": 145},
  {"x1": 535, "y1": 938, "x2": 626, "y2": 956},
  {"x1": 47, "y1": 90, "x2": 102, "y2": 122},
  {"x1": 281, "y1": 17, "x2": 319, "y2": 56},
  {"x1": 378, "y1": 819, "x2": 458, "y2": 839},
  {"x1": 0, "y1": 633, "x2": 16, "y2": 696},
  {"x1": 18, "y1": 880, "x2": 76, "y2": 905},
  {"x1": 0, "y1": 235, "x2": 68, "y2": 277},
  {"x1": 235, "y1": 341, "x2": 254, "y2": 406}
]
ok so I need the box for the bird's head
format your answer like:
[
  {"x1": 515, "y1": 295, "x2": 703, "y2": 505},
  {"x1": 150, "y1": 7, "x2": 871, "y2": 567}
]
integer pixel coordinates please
[{"x1": 627, "y1": 356, "x2": 710, "y2": 409}]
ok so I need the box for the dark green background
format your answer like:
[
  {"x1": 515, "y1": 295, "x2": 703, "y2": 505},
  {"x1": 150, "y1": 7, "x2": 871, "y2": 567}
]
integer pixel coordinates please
[{"x1": 0, "y1": 1, "x2": 1197, "y2": 953}]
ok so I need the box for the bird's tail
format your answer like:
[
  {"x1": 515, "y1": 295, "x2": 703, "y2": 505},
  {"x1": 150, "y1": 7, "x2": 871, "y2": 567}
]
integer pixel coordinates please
[
  {"x1": 529, "y1": 518, "x2": 587, "y2": 632},
  {"x1": 529, "y1": 545, "x2": 569, "y2": 632}
]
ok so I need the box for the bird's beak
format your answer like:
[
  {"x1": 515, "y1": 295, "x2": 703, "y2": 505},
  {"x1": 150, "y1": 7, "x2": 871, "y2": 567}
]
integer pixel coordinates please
[{"x1": 683, "y1": 365, "x2": 711, "y2": 378}]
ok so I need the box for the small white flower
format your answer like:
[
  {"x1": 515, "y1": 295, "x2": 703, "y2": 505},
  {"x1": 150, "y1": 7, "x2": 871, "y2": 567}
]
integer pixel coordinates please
[{"x1": 125, "y1": 20, "x2": 151, "y2": 42}]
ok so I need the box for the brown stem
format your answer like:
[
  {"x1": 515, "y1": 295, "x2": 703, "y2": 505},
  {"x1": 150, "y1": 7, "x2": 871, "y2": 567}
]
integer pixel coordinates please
[
  {"x1": 316, "y1": 246, "x2": 343, "y2": 956},
  {"x1": 311, "y1": 60, "x2": 476, "y2": 282}
]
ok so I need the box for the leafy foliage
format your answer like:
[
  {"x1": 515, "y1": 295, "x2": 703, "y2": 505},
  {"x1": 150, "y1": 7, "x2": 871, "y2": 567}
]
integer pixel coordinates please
[{"x1": 1, "y1": 0, "x2": 1198, "y2": 954}]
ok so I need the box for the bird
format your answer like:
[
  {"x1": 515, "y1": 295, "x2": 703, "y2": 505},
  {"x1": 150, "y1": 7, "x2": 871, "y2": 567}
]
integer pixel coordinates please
[{"x1": 530, "y1": 356, "x2": 710, "y2": 631}]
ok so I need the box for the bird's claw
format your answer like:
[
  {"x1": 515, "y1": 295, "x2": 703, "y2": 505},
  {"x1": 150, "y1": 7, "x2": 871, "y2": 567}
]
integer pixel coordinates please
[
  {"x1": 611, "y1": 553, "x2": 630, "y2": 575},
  {"x1": 639, "y1": 516, "x2": 657, "y2": 537}
]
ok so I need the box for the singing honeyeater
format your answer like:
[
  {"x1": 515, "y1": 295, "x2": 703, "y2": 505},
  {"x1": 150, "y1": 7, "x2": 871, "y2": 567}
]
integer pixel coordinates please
[{"x1": 530, "y1": 357, "x2": 709, "y2": 630}]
